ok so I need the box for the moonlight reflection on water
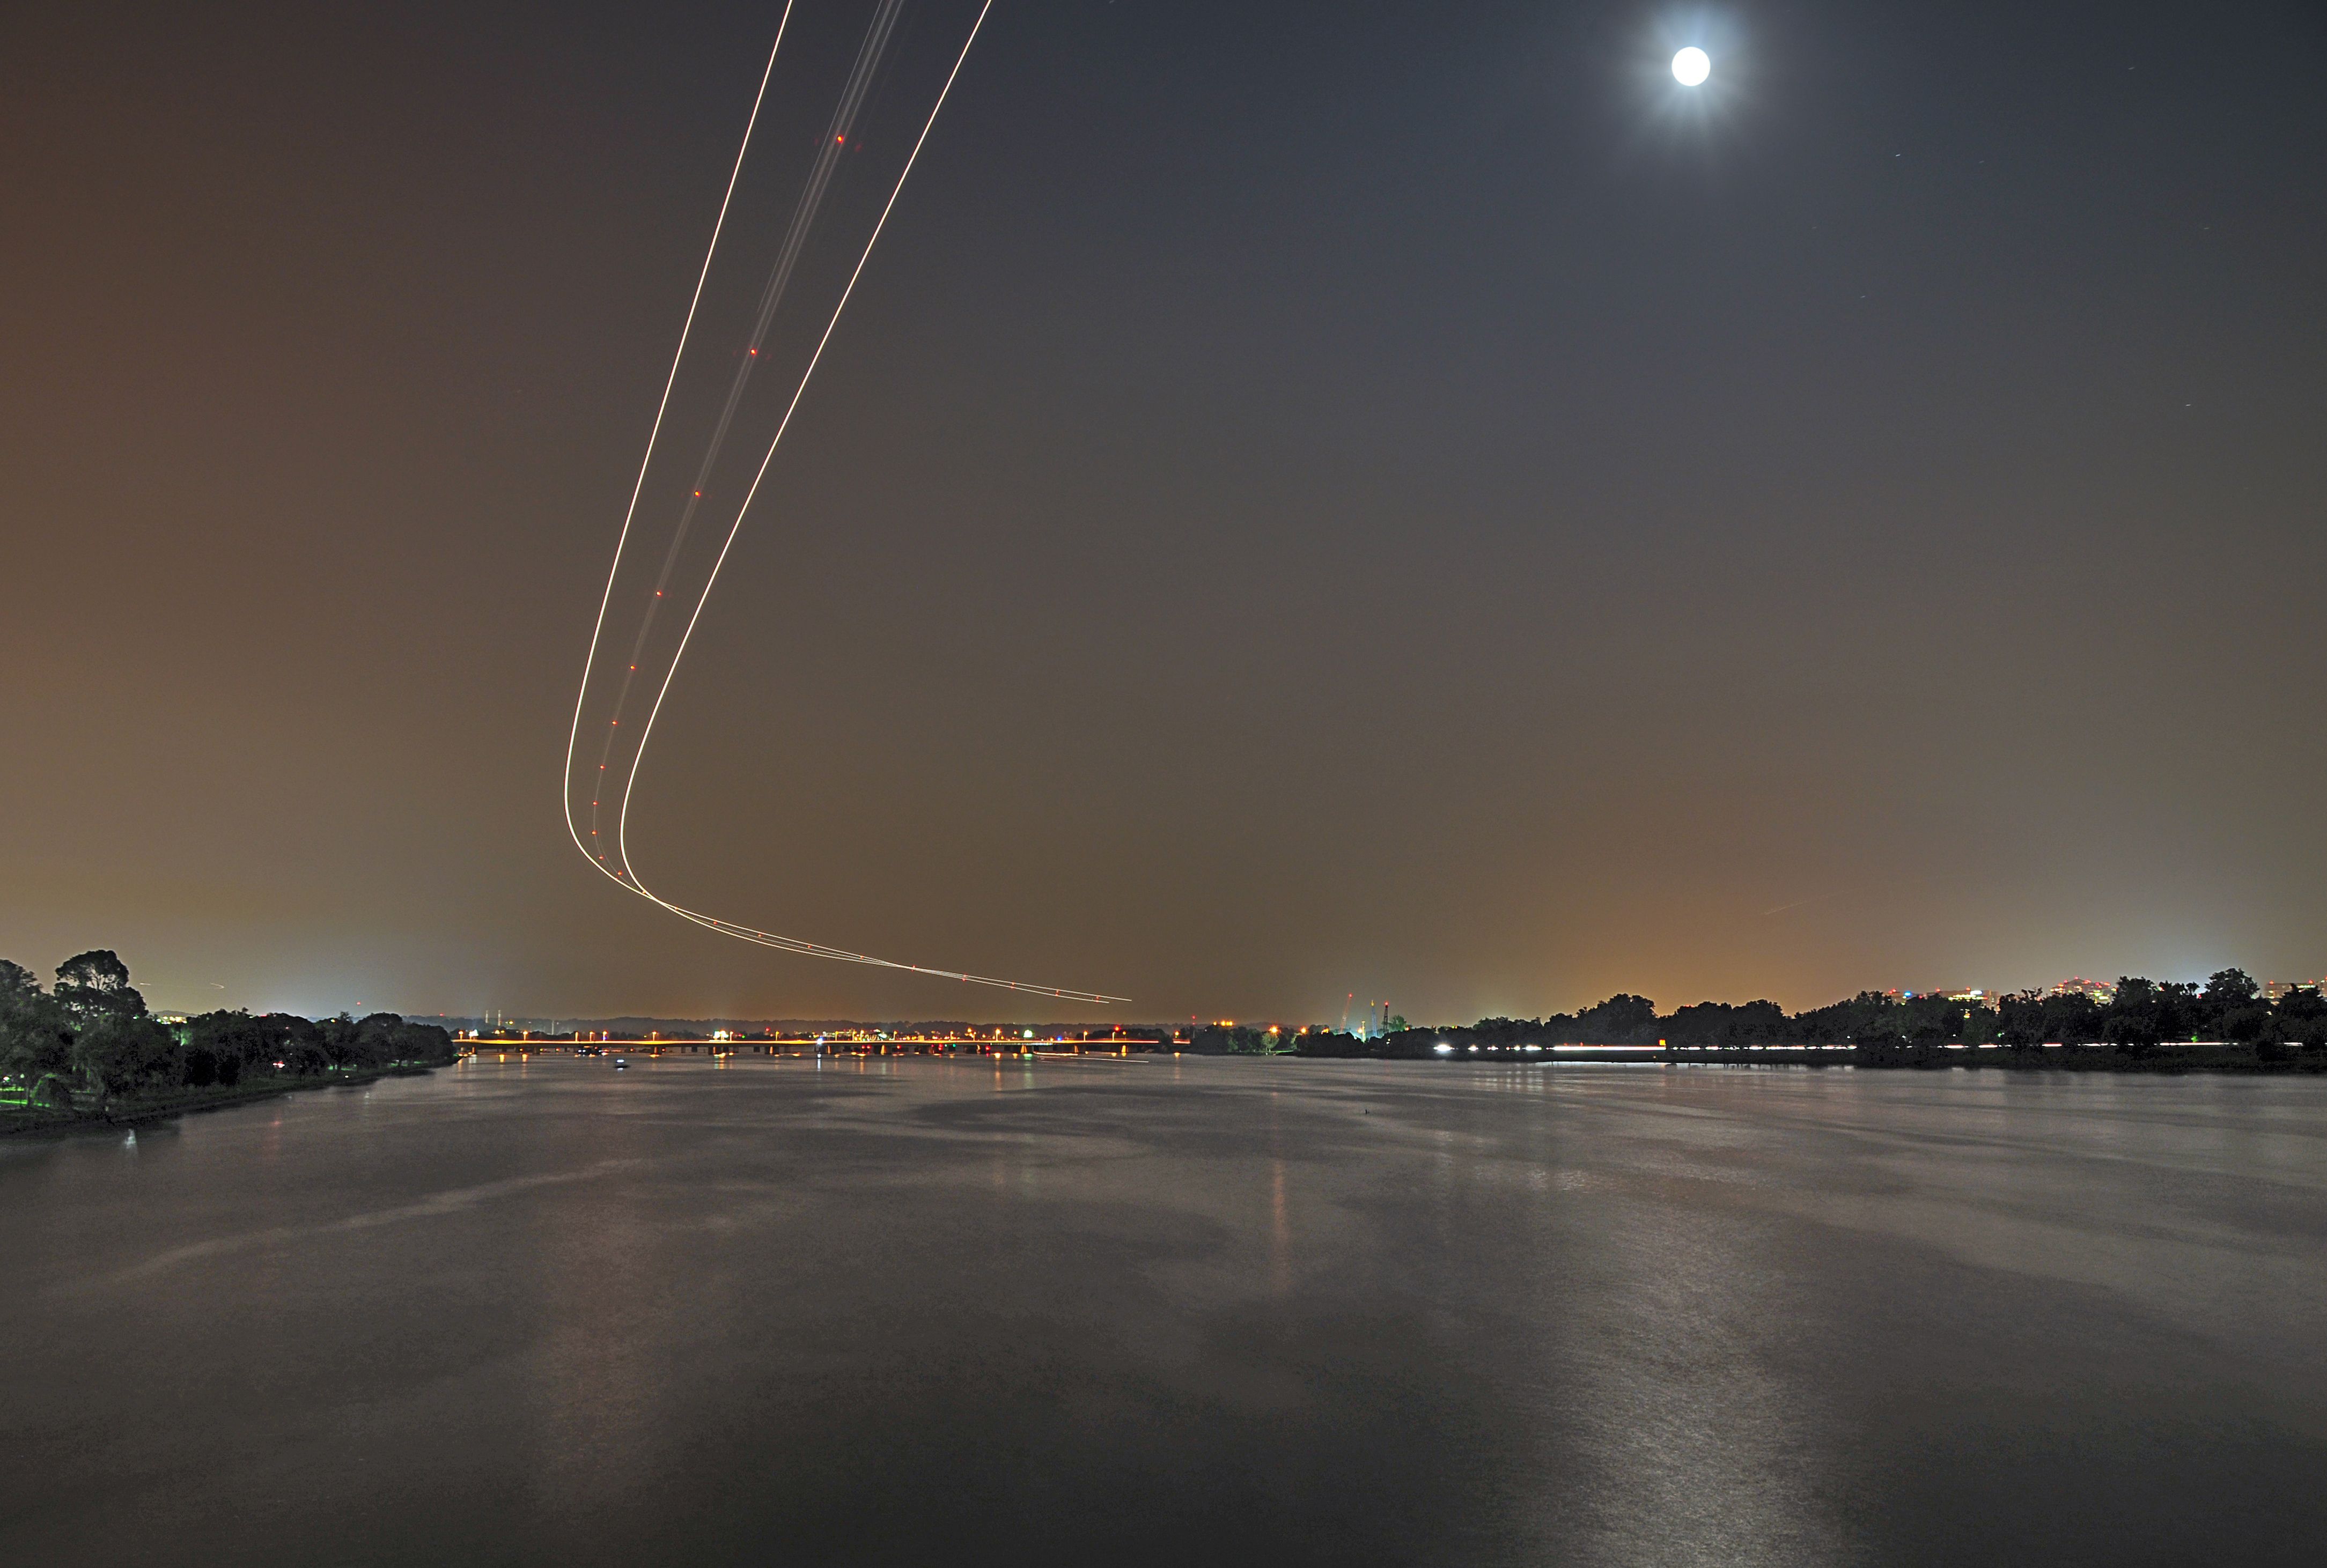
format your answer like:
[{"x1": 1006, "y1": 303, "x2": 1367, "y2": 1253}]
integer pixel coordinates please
[{"x1": 4, "y1": 1057, "x2": 2324, "y2": 1565}]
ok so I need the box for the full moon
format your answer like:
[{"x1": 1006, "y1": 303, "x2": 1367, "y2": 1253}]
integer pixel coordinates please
[{"x1": 1673, "y1": 47, "x2": 1711, "y2": 86}]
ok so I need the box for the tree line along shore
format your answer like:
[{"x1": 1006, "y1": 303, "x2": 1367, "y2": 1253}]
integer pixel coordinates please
[
  {"x1": 1, "y1": 951, "x2": 457, "y2": 1129},
  {"x1": 1212, "y1": 968, "x2": 2327, "y2": 1068},
  {"x1": 10, "y1": 952, "x2": 2324, "y2": 1123}
]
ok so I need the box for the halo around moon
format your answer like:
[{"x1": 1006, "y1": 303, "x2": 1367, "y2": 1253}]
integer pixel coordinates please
[{"x1": 1672, "y1": 47, "x2": 1711, "y2": 86}]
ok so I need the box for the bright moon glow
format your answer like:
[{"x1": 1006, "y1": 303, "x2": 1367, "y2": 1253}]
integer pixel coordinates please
[{"x1": 1673, "y1": 47, "x2": 1711, "y2": 86}]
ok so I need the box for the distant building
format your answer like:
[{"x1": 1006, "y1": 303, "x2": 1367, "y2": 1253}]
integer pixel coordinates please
[
  {"x1": 2047, "y1": 977, "x2": 2117, "y2": 1005},
  {"x1": 2264, "y1": 978, "x2": 2326, "y2": 1003},
  {"x1": 1881, "y1": 987, "x2": 1990, "y2": 1003}
]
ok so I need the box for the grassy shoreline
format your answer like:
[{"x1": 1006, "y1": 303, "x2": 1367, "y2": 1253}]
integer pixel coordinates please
[{"x1": 0, "y1": 1061, "x2": 446, "y2": 1138}]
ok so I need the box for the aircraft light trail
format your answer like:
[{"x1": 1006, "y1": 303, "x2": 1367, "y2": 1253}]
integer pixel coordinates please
[{"x1": 562, "y1": 2, "x2": 1129, "y2": 1007}]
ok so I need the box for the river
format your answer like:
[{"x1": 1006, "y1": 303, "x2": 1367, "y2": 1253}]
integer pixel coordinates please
[{"x1": 4, "y1": 1055, "x2": 2323, "y2": 1565}]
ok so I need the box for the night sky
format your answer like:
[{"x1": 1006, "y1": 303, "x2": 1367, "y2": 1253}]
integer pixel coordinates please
[{"x1": 5, "y1": 1, "x2": 2323, "y2": 1023}]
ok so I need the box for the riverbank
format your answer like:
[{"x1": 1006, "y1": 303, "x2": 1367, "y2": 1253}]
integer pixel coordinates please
[
  {"x1": 1293, "y1": 1040, "x2": 2327, "y2": 1072},
  {"x1": 0, "y1": 1060, "x2": 447, "y2": 1138},
  {"x1": 462, "y1": 1039, "x2": 2326, "y2": 1075},
  {"x1": 1659, "y1": 1041, "x2": 2325, "y2": 1072}
]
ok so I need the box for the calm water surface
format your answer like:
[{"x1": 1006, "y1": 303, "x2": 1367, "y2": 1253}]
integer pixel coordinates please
[{"x1": 4, "y1": 1056, "x2": 2324, "y2": 1565}]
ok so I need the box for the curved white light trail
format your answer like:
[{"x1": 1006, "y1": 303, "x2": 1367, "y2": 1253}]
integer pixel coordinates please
[{"x1": 564, "y1": 2, "x2": 1128, "y2": 1006}]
